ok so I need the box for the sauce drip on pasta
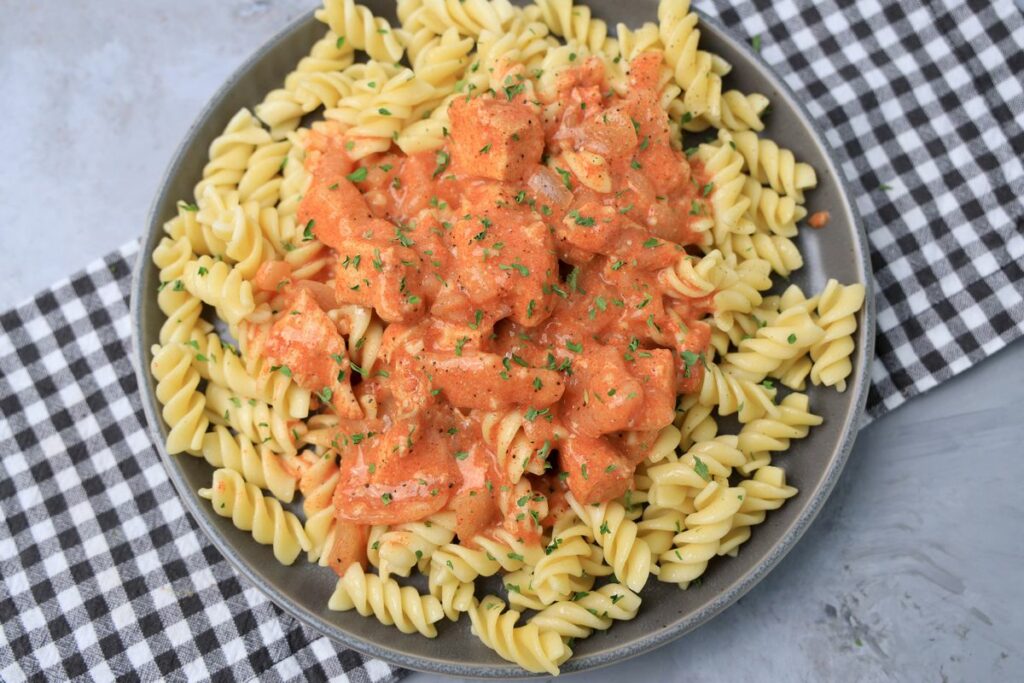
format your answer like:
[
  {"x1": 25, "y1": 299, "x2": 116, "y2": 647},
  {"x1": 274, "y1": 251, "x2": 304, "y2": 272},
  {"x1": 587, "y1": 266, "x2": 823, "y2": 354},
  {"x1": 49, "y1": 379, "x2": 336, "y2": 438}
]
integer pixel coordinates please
[{"x1": 255, "y1": 54, "x2": 714, "y2": 574}]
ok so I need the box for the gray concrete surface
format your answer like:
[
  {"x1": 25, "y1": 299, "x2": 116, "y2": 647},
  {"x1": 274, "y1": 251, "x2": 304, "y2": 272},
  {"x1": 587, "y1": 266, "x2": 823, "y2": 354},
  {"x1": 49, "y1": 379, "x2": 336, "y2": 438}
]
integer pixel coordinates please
[{"x1": 3, "y1": 2, "x2": 1022, "y2": 682}]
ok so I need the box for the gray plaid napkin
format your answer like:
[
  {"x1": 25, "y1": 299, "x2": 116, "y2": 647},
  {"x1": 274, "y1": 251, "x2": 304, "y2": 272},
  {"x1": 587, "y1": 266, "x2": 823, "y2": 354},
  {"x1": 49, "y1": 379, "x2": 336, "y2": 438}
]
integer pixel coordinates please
[{"x1": 2, "y1": 0, "x2": 1023, "y2": 680}]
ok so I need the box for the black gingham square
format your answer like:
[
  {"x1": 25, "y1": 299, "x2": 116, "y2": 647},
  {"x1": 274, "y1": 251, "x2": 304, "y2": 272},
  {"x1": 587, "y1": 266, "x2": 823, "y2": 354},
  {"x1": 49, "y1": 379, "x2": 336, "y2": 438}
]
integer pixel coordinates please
[
  {"x1": 2, "y1": 1, "x2": 1024, "y2": 679},
  {"x1": 0, "y1": 243, "x2": 403, "y2": 683}
]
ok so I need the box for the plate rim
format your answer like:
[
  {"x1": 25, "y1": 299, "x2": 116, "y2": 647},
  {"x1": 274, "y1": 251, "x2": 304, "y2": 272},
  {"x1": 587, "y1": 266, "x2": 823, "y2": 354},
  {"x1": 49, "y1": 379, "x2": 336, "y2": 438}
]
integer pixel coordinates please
[{"x1": 130, "y1": 5, "x2": 875, "y2": 677}]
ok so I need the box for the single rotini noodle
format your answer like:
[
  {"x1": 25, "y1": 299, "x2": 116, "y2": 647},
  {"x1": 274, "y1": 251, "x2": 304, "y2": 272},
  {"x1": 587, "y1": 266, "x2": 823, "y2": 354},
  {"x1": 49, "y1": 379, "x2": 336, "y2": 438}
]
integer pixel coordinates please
[
  {"x1": 809, "y1": 280, "x2": 866, "y2": 392},
  {"x1": 189, "y1": 331, "x2": 310, "y2": 419},
  {"x1": 697, "y1": 360, "x2": 778, "y2": 423},
  {"x1": 182, "y1": 255, "x2": 255, "y2": 325},
  {"x1": 376, "y1": 512, "x2": 457, "y2": 578},
  {"x1": 201, "y1": 425, "x2": 298, "y2": 503},
  {"x1": 150, "y1": 342, "x2": 209, "y2": 454},
  {"x1": 152, "y1": 236, "x2": 210, "y2": 345},
  {"x1": 194, "y1": 109, "x2": 271, "y2": 206},
  {"x1": 658, "y1": 479, "x2": 743, "y2": 587},
  {"x1": 429, "y1": 529, "x2": 543, "y2": 586},
  {"x1": 199, "y1": 468, "x2": 310, "y2": 565},
  {"x1": 567, "y1": 494, "x2": 651, "y2": 592},
  {"x1": 737, "y1": 392, "x2": 822, "y2": 474},
  {"x1": 328, "y1": 562, "x2": 445, "y2": 636},
  {"x1": 719, "y1": 466, "x2": 797, "y2": 555},
  {"x1": 530, "y1": 583, "x2": 642, "y2": 638},
  {"x1": 534, "y1": 0, "x2": 613, "y2": 53},
  {"x1": 205, "y1": 383, "x2": 296, "y2": 455},
  {"x1": 676, "y1": 393, "x2": 718, "y2": 450},
  {"x1": 469, "y1": 595, "x2": 572, "y2": 675},
  {"x1": 315, "y1": 0, "x2": 405, "y2": 62},
  {"x1": 730, "y1": 130, "x2": 817, "y2": 203},
  {"x1": 722, "y1": 307, "x2": 825, "y2": 383}
]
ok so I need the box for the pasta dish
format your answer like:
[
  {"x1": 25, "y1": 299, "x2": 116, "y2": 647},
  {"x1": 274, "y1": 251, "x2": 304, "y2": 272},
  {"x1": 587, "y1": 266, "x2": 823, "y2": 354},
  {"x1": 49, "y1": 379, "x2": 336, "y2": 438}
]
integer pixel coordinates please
[{"x1": 148, "y1": 0, "x2": 866, "y2": 673}]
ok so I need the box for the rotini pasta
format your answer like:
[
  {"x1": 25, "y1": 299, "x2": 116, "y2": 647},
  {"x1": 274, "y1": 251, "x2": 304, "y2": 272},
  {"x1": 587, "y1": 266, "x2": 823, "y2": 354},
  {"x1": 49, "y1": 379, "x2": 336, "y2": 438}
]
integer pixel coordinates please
[
  {"x1": 199, "y1": 468, "x2": 310, "y2": 565},
  {"x1": 469, "y1": 595, "x2": 572, "y2": 675},
  {"x1": 329, "y1": 562, "x2": 445, "y2": 636}
]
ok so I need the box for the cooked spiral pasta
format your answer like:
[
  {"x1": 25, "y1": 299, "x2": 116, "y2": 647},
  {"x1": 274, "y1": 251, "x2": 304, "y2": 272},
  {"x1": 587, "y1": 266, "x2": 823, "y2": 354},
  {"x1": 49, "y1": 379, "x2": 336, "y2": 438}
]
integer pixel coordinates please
[
  {"x1": 296, "y1": 450, "x2": 342, "y2": 563},
  {"x1": 737, "y1": 392, "x2": 822, "y2": 473},
  {"x1": 150, "y1": 342, "x2": 209, "y2": 454},
  {"x1": 255, "y1": 31, "x2": 357, "y2": 138},
  {"x1": 430, "y1": 529, "x2": 543, "y2": 586},
  {"x1": 697, "y1": 360, "x2": 778, "y2": 423},
  {"x1": 531, "y1": 515, "x2": 600, "y2": 600},
  {"x1": 726, "y1": 231, "x2": 804, "y2": 277},
  {"x1": 237, "y1": 139, "x2": 290, "y2": 208},
  {"x1": 431, "y1": 575, "x2": 476, "y2": 621},
  {"x1": 658, "y1": 479, "x2": 743, "y2": 587},
  {"x1": 194, "y1": 109, "x2": 271, "y2": 205},
  {"x1": 469, "y1": 595, "x2": 572, "y2": 675},
  {"x1": 181, "y1": 255, "x2": 255, "y2": 325},
  {"x1": 530, "y1": 582, "x2": 641, "y2": 638},
  {"x1": 205, "y1": 383, "x2": 296, "y2": 455},
  {"x1": 328, "y1": 562, "x2": 445, "y2": 636},
  {"x1": 696, "y1": 132, "x2": 753, "y2": 245},
  {"x1": 199, "y1": 468, "x2": 310, "y2": 565},
  {"x1": 637, "y1": 503, "x2": 686, "y2": 555},
  {"x1": 315, "y1": 0, "x2": 405, "y2": 62},
  {"x1": 201, "y1": 425, "x2": 298, "y2": 503},
  {"x1": 723, "y1": 307, "x2": 826, "y2": 383},
  {"x1": 189, "y1": 331, "x2": 310, "y2": 419},
  {"x1": 719, "y1": 466, "x2": 797, "y2": 555},
  {"x1": 676, "y1": 393, "x2": 719, "y2": 450},
  {"x1": 408, "y1": 27, "x2": 475, "y2": 88},
  {"x1": 742, "y1": 175, "x2": 807, "y2": 238},
  {"x1": 534, "y1": 0, "x2": 612, "y2": 53},
  {"x1": 401, "y1": 0, "x2": 517, "y2": 39},
  {"x1": 711, "y1": 256, "x2": 773, "y2": 331},
  {"x1": 810, "y1": 280, "x2": 866, "y2": 391},
  {"x1": 659, "y1": 249, "x2": 728, "y2": 300},
  {"x1": 567, "y1": 494, "x2": 651, "y2": 592},
  {"x1": 730, "y1": 130, "x2": 817, "y2": 203},
  {"x1": 152, "y1": 236, "x2": 209, "y2": 345},
  {"x1": 375, "y1": 512, "x2": 457, "y2": 578},
  {"x1": 480, "y1": 409, "x2": 551, "y2": 482}
]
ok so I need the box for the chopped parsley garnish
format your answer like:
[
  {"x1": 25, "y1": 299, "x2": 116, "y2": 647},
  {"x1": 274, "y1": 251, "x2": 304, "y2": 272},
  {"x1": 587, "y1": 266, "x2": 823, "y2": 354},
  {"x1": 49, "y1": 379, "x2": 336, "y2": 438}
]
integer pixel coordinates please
[
  {"x1": 568, "y1": 209, "x2": 595, "y2": 226},
  {"x1": 498, "y1": 262, "x2": 530, "y2": 276},
  {"x1": 693, "y1": 456, "x2": 710, "y2": 481},
  {"x1": 433, "y1": 150, "x2": 450, "y2": 178},
  {"x1": 346, "y1": 167, "x2": 367, "y2": 182},
  {"x1": 555, "y1": 167, "x2": 573, "y2": 190}
]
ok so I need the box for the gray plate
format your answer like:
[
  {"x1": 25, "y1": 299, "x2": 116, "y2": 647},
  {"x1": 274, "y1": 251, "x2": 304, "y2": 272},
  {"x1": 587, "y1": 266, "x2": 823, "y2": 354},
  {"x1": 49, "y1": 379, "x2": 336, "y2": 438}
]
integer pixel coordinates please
[{"x1": 131, "y1": 1, "x2": 875, "y2": 677}]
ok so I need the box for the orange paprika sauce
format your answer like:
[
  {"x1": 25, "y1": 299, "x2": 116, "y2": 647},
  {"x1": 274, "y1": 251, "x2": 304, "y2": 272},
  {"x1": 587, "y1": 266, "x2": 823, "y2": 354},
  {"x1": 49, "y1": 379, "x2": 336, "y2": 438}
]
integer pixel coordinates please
[{"x1": 259, "y1": 53, "x2": 714, "y2": 574}]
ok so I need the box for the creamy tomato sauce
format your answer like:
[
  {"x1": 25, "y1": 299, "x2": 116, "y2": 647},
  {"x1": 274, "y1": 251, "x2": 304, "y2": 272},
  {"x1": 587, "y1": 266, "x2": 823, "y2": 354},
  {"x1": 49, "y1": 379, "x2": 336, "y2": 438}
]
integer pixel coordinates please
[{"x1": 259, "y1": 53, "x2": 714, "y2": 573}]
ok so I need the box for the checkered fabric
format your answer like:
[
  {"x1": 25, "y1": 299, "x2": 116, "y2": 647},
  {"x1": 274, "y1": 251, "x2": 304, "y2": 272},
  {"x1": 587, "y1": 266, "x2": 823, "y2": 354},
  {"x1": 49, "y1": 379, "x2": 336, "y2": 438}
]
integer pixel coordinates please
[
  {"x1": 0, "y1": 243, "x2": 401, "y2": 682},
  {"x1": 2, "y1": 1, "x2": 1024, "y2": 680}
]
